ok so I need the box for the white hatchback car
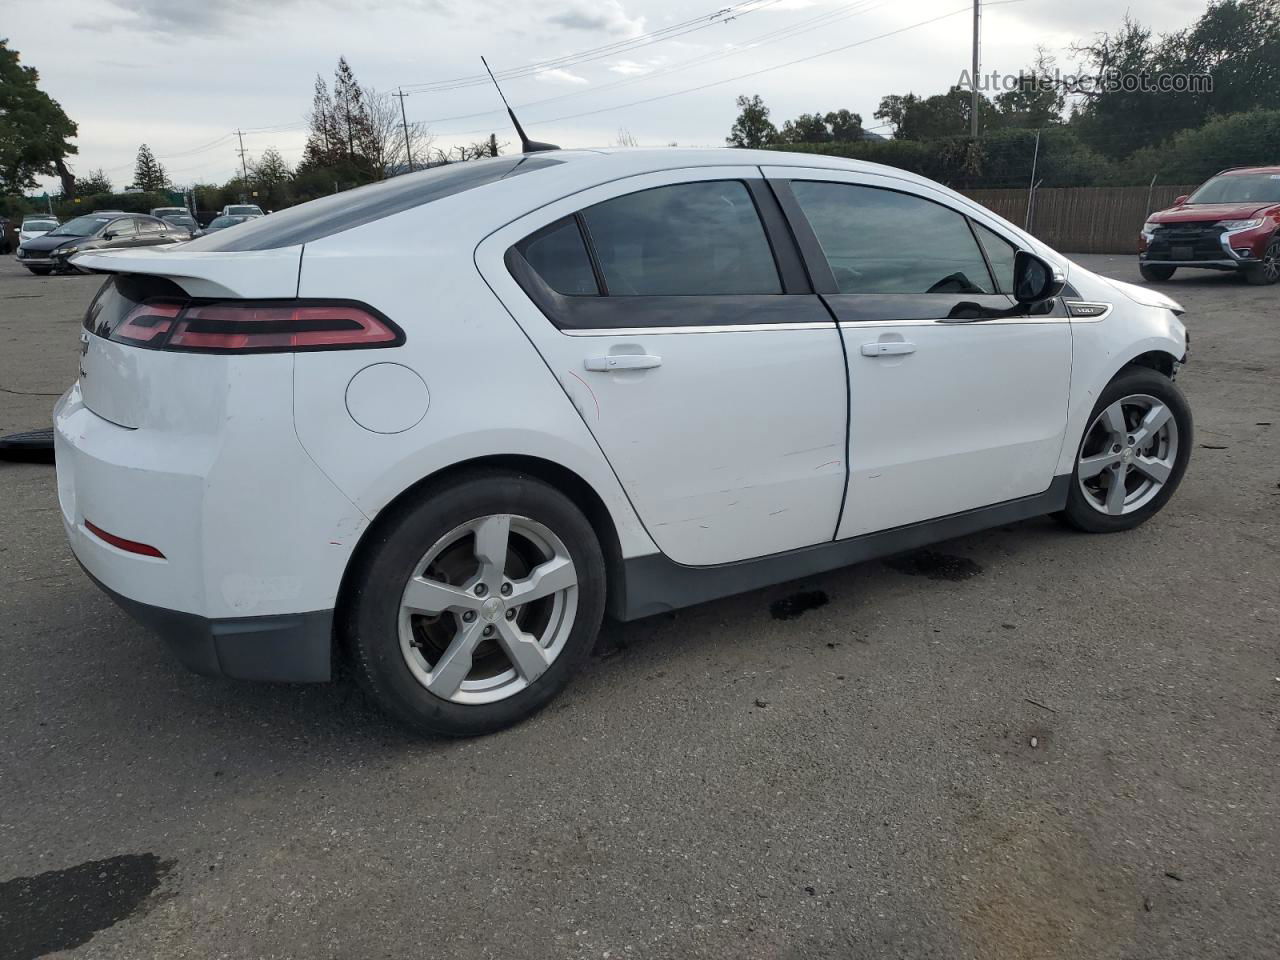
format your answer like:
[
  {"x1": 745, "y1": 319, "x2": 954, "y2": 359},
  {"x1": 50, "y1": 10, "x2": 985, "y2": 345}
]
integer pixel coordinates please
[{"x1": 56, "y1": 149, "x2": 1191, "y2": 736}]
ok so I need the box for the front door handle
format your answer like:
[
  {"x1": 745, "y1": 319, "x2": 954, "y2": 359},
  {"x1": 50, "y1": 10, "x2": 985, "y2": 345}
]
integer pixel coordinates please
[
  {"x1": 584, "y1": 354, "x2": 662, "y2": 372},
  {"x1": 860, "y1": 341, "x2": 916, "y2": 357}
]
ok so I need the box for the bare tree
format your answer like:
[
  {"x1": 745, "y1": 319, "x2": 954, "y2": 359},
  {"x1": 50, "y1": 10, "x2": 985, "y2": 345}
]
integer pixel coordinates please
[
  {"x1": 614, "y1": 127, "x2": 639, "y2": 147},
  {"x1": 365, "y1": 88, "x2": 435, "y2": 177}
]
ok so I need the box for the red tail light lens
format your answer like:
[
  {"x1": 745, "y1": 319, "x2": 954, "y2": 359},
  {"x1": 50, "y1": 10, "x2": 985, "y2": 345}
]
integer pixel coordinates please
[
  {"x1": 84, "y1": 520, "x2": 166, "y2": 558},
  {"x1": 105, "y1": 298, "x2": 402, "y2": 353}
]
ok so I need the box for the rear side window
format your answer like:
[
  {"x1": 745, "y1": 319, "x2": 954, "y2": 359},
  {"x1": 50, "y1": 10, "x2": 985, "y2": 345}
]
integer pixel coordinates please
[
  {"x1": 138, "y1": 218, "x2": 165, "y2": 234},
  {"x1": 515, "y1": 217, "x2": 598, "y2": 296},
  {"x1": 790, "y1": 181, "x2": 994, "y2": 295},
  {"x1": 580, "y1": 181, "x2": 781, "y2": 296}
]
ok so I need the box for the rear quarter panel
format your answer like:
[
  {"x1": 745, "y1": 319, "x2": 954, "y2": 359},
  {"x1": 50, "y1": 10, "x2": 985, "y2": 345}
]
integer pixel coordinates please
[{"x1": 291, "y1": 196, "x2": 658, "y2": 560}]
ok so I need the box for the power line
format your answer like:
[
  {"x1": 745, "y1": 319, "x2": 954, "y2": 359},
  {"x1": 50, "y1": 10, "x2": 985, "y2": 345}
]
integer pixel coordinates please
[
  {"x1": 432, "y1": 5, "x2": 975, "y2": 139},
  {"x1": 399, "y1": 0, "x2": 783, "y2": 94}
]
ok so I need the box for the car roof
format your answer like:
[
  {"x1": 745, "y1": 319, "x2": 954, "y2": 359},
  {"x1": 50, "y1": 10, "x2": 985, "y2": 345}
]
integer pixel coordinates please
[{"x1": 1216, "y1": 165, "x2": 1280, "y2": 176}]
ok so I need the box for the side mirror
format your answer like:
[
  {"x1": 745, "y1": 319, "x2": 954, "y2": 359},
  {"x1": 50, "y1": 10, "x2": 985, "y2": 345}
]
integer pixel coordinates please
[
  {"x1": 103, "y1": 230, "x2": 117, "y2": 240},
  {"x1": 1012, "y1": 250, "x2": 1065, "y2": 305},
  {"x1": 1173, "y1": 194, "x2": 1190, "y2": 205}
]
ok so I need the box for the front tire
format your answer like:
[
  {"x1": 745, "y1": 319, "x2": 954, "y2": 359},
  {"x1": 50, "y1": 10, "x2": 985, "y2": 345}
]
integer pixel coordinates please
[
  {"x1": 1244, "y1": 235, "x2": 1279, "y2": 286},
  {"x1": 344, "y1": 471, "x2": 606, "y2": 737},
  {"x1": 1058, "y1": 367, "x2": 1192, "y2": 533},
  {"x1": 1139, "y1": 263, "x2": 1176, "y2": 282}
]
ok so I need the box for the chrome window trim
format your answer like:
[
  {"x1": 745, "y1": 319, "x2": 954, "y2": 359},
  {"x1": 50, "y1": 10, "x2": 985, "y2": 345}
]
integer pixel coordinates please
[{"x1": 560, "y1": 321, "x2": 836, "y2": 336}]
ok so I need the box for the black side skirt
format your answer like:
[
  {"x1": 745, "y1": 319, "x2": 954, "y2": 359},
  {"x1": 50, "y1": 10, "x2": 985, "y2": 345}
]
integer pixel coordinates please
[{"x1": 612, "y1": 475, "x2": 1071, "y2": 621}]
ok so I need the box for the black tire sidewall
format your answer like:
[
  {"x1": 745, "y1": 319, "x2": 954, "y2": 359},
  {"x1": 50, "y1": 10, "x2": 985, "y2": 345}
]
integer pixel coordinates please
[
  {"x1": 345, "y1": 471, "x2": 606, "y2": 737},
  {"x1": 1244, "y1": 235, "x2": 1279, "y2": 286},
  {"x1": 1139, "y1": 264, "x2": 1175, "y2": 282},
  {"x1": 1060, "y1": 367, "x2": 1193, "y2": 533}
]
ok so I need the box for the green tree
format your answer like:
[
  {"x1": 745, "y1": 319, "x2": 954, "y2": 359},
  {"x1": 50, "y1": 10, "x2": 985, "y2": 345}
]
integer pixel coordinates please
[
  {"x1": 779, "y1": 112, "x2": 832, "y2": 144},
  {"x1": 132, "y1": 144, "x2": 169, "y2": 191},
  {"x1": 994, "y1": 51, "x2": 1066, "y2": 129},
  {"x1": 726, "y1": 94, "x2": 777, "y2": 148},
  {"x1": 824, "y1": 109, "x2": 864, "y2": 142},
  {"x1": 0, "y1": 39, "x2": 79, "y2": 197},
  {"x1": 250, "y1": 147, "x2": 291, "y2": 185},
  {"x1": 76, "y1": 168, "x2": 114, "y2": 195}
]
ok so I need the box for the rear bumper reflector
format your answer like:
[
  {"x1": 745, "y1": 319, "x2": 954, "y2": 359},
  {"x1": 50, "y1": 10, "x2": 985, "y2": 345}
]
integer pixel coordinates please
[{"x1": 84, "y1": 520, "x2": 166, "y2": 559}]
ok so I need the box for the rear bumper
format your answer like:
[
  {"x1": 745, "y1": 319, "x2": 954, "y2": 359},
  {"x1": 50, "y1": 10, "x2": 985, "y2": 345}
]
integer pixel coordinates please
[
  {"x1": 80, "y1": 561, "x2": 333, "y2": 681},
  {"x1": 55, "y1": 368, "x2": 368, "y2": 683}
]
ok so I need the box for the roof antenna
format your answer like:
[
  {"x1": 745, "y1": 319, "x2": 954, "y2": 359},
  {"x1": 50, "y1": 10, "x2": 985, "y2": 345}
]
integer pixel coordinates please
[{"x1": 481, "y1": 56, "x2": 560, "y2": 154}]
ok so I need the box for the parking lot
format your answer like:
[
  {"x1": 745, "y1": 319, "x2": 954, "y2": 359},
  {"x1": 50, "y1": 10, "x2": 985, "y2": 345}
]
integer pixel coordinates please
[{"x1": 1, "y1": 252, "x2": 1276, "y2": 959}]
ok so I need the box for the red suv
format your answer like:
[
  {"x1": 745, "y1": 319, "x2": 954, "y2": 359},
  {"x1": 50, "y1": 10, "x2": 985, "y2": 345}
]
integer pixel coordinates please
[{"x1": 1139, "y1": 165, "x2": 1280, "y2": 285}]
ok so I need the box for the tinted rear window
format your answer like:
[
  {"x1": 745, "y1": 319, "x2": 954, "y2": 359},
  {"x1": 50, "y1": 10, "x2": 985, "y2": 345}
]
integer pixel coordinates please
[{"x1": 183, "y1": 156, "x2": 563, "y2": 252}]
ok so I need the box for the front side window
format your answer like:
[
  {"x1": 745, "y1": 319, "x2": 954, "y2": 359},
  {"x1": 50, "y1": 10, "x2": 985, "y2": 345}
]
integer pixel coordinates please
[
  {"x1": 972, "y1": 221, "x2": 1018, "y2": 294},
  {"x1": 579, "y1": 181, "x2": 781, "y2": 296},
  {"x1": 790, "y1": 181, "x2": 994, "y2": 295}
]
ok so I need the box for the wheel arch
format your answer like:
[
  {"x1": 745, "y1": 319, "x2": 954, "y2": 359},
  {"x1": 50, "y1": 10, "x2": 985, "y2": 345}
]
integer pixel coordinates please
[
  {"x1": 1121, "y1": 349, "x2": 1179, "y2": 379},
  {"x1": 333, "y1": 454, "x2": 629, "y2": 664}
]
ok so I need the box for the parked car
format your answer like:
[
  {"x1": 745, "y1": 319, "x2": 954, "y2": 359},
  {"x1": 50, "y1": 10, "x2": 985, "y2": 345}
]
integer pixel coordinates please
[
  {"x1": 19, "y1": 216, "x2": 60, "y2": 245},
  {"x1": 150, "y1": 206, "x2": 189, "y2": 220},
  {"x1": 1139, "y1": 165, "x2": 1280, "y2": 285},
  {"x1": 56, "y1": 149, "x2": 1192, "y2": 737},
  {"x1": 194, "y1": 213, "x2": 259, "y2": 237},
  {"x1": 16, "y1": 213, "x2": 184, "y2": 275},
  {"x1": 220, "y1": 203, "x2": 264, "y2": 217},
  {"x1": 157, "y1": 213, "x2": 198, "y2": 236}
]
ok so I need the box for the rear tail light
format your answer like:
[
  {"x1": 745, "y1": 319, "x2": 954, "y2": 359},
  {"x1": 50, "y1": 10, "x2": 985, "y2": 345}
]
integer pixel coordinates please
[{"x1": 106, "y1": 298, "x2": 402, "y2": 353}]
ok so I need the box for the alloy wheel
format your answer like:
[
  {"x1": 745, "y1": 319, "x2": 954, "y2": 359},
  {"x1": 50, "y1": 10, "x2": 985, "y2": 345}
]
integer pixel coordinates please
[
  {"x1": 1263, "y1": 239, "x2": 1279, "y2": 284},
  {"x1": 1077, "y1": 394, "x2": 1180, "y2": 516},
  {"x1": 397, "y1": 514, "x2": 578, "y2": 704}
]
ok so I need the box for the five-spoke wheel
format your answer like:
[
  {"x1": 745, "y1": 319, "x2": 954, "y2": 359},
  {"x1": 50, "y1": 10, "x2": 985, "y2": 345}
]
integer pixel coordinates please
[
  {"x1": 1059, "y1": 366, "x2": 1192, "y2": 533},
  {"x1": 398, "y1": 515, "x2": 579, "y2": 704},
  {"x1": 345, "y1": 471, "x2": 605, "y2": 737}
]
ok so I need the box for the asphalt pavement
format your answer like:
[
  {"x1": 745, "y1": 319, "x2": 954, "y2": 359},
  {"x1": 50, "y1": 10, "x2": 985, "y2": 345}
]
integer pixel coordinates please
[{"x1": 0, "y1": 253, "x2": 1276, "y2": 959}]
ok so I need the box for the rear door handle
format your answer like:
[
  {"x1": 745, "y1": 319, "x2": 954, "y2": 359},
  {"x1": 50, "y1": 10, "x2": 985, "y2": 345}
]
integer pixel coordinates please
[
  {"x1": 860, "y1": 341, "x2": 916, "y2": 357},
  {"x1": 584, "y1": 354, "x2": 662, "y2": 372}
]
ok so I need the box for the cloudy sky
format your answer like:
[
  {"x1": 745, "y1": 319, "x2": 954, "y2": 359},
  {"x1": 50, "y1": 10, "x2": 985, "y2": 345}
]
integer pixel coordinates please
[{"x1": 8, "y1": 0, "x2": 1206, "y2": 193}]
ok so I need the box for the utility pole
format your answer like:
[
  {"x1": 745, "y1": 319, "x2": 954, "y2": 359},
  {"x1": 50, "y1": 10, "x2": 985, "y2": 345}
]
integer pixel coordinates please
[
  {"x1": 1024, "y1": 128, "x2": 1041, "y2": 230},
  {"x1": 235, "y1": 129, "x2": 250, "y2": 188},
  {"x1": 394, "y1": 89, "x2": 414, "y2": 173},
  {"x1": 970, "y1": 0, "x2": 981, "y2": 139}
]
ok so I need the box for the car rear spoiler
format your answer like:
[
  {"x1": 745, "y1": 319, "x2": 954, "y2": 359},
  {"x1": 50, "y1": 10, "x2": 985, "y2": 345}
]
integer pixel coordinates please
[{"x1": 70, "y1": 245, "x2": 303, "y2": 299}]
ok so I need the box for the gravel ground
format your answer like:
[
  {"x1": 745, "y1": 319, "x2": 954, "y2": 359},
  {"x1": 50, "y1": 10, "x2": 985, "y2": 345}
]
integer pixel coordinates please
[{"x1": 0, "y1": 253, "x2": 1276, "y2": 960}]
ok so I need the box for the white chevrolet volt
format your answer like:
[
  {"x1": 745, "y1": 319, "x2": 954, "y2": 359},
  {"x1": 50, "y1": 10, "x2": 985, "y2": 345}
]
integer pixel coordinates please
[{"x1": 55, "y1": 148, "x2": 1191, "y2": 736}]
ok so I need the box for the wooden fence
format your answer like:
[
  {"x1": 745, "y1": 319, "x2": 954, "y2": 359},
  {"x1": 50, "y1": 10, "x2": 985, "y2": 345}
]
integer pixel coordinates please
[{"x1": 961, "y1": 184, "x2": 1199, "y2": 255}]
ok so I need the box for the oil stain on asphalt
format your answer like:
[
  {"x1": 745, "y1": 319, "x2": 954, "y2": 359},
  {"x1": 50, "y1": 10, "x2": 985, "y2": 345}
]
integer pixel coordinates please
[
  {"x1": 883, "y1": 549, "x2": 984, "y2": 581},
  {"x1": 0, "y1": 853, "x2": 173, "y2": 960},
  {"x1": 770, "y1": 590, "x2": 830, "y2": 620}
]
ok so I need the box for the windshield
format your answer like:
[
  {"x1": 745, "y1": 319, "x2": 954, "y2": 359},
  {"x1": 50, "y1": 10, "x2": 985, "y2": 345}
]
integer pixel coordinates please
[
  {"x1": 50, "y1": 216, "x2": 112, "y2": 237},
  {"x1": 153, "y1": 208, "x2": 185, "y2": 216},
  {"x1": 209, "y1": 216, "x2": 245, "y2": 228},
  {"x1": 227, "y1": 206, "x2": 260, "y2": 214},
  {"x1": 22, "y1": 220, "x2": 57, "y2": 231},
  {"x1": 1188, "y1": 173, "x2": 1280, "y2": 205}
]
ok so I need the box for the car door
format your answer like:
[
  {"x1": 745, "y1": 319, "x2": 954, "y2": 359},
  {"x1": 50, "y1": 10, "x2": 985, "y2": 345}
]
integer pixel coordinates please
[
  {"x1": 477, "y1": 168, "x2": 848, "y2": 567},
  {"x1": 101, "y1": 218, "x2": 139, "y2": 249},
  {"x1": 135, "y1": 217, "x2": 172, "y2": 247},
  {"x1": 764, "y1": 168, "x2": 1072, "y2": 539}
]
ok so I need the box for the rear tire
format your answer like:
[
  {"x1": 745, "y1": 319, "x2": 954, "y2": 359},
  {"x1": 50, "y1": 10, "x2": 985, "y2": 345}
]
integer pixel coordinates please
[
  {"x1": 1139, "y1": 263, "x2": 1176, "y2": 282},
  {"x1": 1244, "y1": 235, "x2": 1279, "y2": 286},
  {"x1": 344, "y1": 470, "x2": 606, "y2": 737},
  {"x1": 1057, "y1": 367, "x2": 1192, "y2": 533},
  {"x1": 26, "y1": 267, "x2": 51, "y2": 276}
]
